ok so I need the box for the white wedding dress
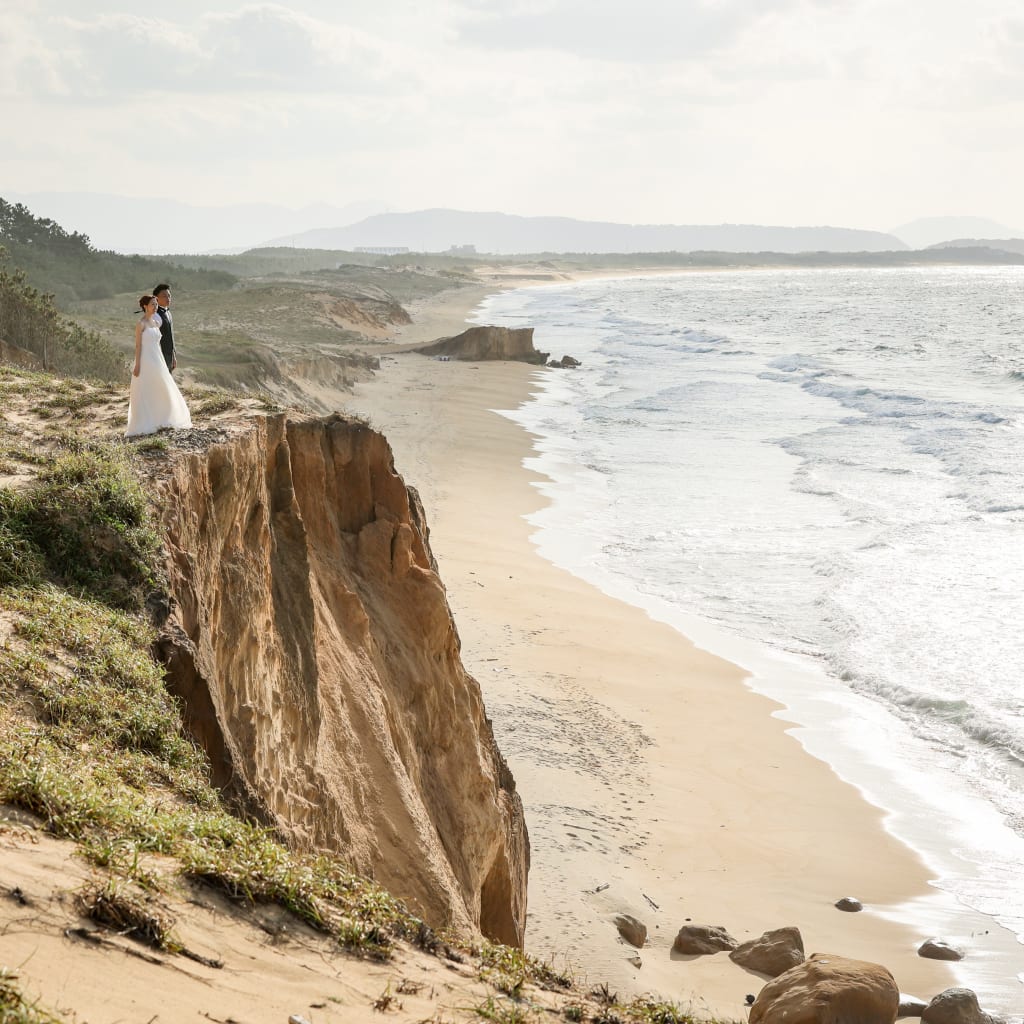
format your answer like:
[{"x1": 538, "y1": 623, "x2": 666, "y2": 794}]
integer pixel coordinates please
[{"x1": 125, "y1": 323, "x2": 192, "y2": 437}]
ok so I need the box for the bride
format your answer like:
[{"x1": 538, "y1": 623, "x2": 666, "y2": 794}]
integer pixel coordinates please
[{"x1": 126, "y1": 294, "x2": 192, "y2": 437}]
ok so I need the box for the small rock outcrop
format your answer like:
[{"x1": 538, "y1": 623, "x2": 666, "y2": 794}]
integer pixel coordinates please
[
  {"x1": 918, "y1": 938, "x2": 965, "y2": 961},
  {"x1": 835, "y1": 896, "x2": 864, "y2": 912},
  {"x1": 416, "y1": 325, "x2": 548, "y2": 364},
  {"x1": 749, "y1": 953, "x2": 899, "y2": 1024},
  {"x1": 157, "y1": 413, "x2": 529, "y2": 946},
  {"x1": 671, "y1": 924, "x2": 737, "y2": 955},
  {"x1": 548, "y1": 355, "x2": 581, "y2": 369},
  {"x1": 729, "y1": 926, "x2": 805, "y2": 977},
  {"x1": 921, "y1": 988, "x2": 1000, "y2": 1024},
  {"x1": 614, "y1": 914, "x2": 647, "y2": 948}
]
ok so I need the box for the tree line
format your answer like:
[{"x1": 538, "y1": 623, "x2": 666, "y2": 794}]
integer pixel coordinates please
[
  {"x1": 0, "y1": 197, "x2": 236, "y2": 306},
  {"x1": 0, "y1": 197, "x2": 240, "y2": 381}
]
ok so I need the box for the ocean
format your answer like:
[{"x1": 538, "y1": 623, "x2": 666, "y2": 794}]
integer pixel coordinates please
[{"x1": 472, "y1": 266, "x2": 1024, "y2": 1010}]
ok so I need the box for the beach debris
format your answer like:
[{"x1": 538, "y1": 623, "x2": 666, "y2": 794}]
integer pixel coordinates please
[
  {"x1": 372, "y1": 983, "x2": 402, "y2": 1012},
  {"x1": 671, "y1": 924, "x2": 738, "y2": 955},
  {"x1": 921, "y1": 987, "x2": 1001, "y2": 1024},
  {"x1": 594, "y1": 883, "x2": 610, "y2": 893},
  {"x1": 627, "y1": 954, "x2": 642, "y2": 968},
  {"x1": 641, "y1": 892, "x2": 659, "y2": 911},
  {"x1": 729, "y1": 926, "x2": 805, "y2": 978},
  {"x1": 834, "y1": 896, "x2": 864, "y2": 912},
  {"x1": 614, "y1": 914, "x2": 647, "y2": 948},
  {"x1": 748, "y1": 953, "x2": 898, "y2": 1024},
  {"x1": 917, "y1": 938, "x2": 966, "y2": 962},
  {"x1": 745, "y1": 994, "x2": 756, "y2": 1006},
  {"x1": 289, "y1": 1016, "x2": 313, "y2": 1024},
  {"x1": 899, "y1": 994, "x2": 928, "y2": 1018}
]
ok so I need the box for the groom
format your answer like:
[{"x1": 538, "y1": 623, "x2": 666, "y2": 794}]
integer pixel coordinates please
[{"x1": 153, "y1": 283, "x2": 176, "y2": 372}]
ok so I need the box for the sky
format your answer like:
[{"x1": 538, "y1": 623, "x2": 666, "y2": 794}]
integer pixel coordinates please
[{"x1": 3, "y1": 0, "x2": 1024, "y2": 231}]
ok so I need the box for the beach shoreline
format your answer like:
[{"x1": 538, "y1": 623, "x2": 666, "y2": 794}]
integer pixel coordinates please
[{"x1": 343, "y1": 274, "x2": 1015, "y2": 1017}]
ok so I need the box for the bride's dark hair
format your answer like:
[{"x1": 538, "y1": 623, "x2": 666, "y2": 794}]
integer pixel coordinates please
[{"x1": 138, "y1": 294, "x2": 155, "y2": 314}]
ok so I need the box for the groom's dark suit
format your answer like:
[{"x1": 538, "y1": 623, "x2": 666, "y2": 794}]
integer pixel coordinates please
[{"x1": 156, "y1": 305, "x2": 175, "y2": 371}]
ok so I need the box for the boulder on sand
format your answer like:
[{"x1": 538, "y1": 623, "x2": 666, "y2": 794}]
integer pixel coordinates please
[
  {"x1": 671, "y1": 924, "x2": 737, "y2": 955},
  {"x1": 917, "y1": 938, "x2": 965, "y2": 962},
  {"x1": 614, "y1": 914, "x2": 647, "y2": 949},
  {"x1": 749, "y1": 952, "x2": 899, "y2": 1024},
  {"x1": 835, "y1": 896, "x2": 863, "y2": 912},
  {"x1": 921, "y1": 988, "x2": 1000, "y2": 1024},
  {"x1": 729, "y1": 926, "x2": 805, "y2": 977}
]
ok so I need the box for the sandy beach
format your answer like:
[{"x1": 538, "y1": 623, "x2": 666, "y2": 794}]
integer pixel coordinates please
[{"x1": 343, "y1": 276, "x2": 967, "y2": 1017}]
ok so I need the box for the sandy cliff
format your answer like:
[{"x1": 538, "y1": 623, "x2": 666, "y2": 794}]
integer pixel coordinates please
[{"x1": 155, "y1": 412, "x2": 528, "y2": 946}]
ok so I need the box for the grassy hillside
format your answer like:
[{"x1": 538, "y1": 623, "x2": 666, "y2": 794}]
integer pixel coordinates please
[
  {"x1": 0, "y1": 197, "x2": 492, "y2": 397},
  {"x1": 0, "y1": 198, "x2": 236, "y2": 306},
  {"x1": 0, "y1": 252, "x2": 124, "y2": 381},
  {"x1": 68, "y1": 264, "x2": 479, "y2": 392}
]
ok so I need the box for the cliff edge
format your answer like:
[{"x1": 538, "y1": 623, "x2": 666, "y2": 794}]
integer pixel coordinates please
[{"x1": 155, "y1": 412, "x2": 528, "y2": 946}]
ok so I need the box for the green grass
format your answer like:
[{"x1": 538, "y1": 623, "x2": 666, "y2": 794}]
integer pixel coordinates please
[
  {"x1": 0, "y1": 578, "x2": 425, "y2": 960},
  {"x1": 191, "y1": 391, "x2": 241, "y2": 417},
  {"x1": 479, "y1": 940, "x2": 572, "y2": 992},
  {"x1": 470, "y1": 996, "x2": 536, "y2": 1024},
  {"x1": 0, "y1": 439, "x2": 160, "y2": 608},
  {"x1": 623, "y1": 999, "x2": 711, "y2": 1024}
]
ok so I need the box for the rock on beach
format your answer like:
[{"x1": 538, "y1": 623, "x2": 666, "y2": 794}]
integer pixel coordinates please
[
  {"x1": 729, "y1": 926, "x2": 805, "y2": 977},
  {"x1": 749, "y1": 952, "x2": 899, "y2": 1024},
  {"x1": 671, "y1": 924, "x2": 737, "y2": 955}
]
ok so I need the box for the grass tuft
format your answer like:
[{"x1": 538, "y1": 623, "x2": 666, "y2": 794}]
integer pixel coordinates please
[
  {"x1": 0, "y1": 968, "x2": 64, "y2": 1023},
  {"x1": 75, "y1": 878, "x2": 179, "y2": 951},
  {"x1": 471, "y1": 996, "x2": 536, "y2": 1024},
  {"x1": 622, "y1": 1001, "x2": 709, "y2": 1024},
  {"x1": 192, "y1": 392, "x2": 239, "y2": 417},
  {"x1": 480, "y1": 940, "x2": 572, "y2": 992}
]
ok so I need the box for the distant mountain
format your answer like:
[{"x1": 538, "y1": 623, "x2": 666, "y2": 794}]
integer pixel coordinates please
[
  {"x1": 4, "y1": 192, "x2": 391, "y2": 255},
  {"x1": 890, "y1": 216, "x2": 1023, "y2": 250},
  {"x1": 263, "y1": 209, "x2": 907, "y2": 255},
  {"x1": 927, "y1": 237, "x2": 1024, "y2": 256}
]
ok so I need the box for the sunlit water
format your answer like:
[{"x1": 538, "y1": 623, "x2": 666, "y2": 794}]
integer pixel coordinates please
[{"x1": 472, "y1": 266, "x2": 1024, "y2": 1011}]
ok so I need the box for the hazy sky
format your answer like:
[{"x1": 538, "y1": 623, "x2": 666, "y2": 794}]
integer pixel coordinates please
[{"x1": 4, "y1": 0, "x2": 1023, "y2": 230}]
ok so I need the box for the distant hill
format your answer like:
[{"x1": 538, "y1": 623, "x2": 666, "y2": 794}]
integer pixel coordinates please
[
  {"x1": 5, "y1": 191, "x2": 391, "y2": 255},
  {"x1": 890, "y1": 216, "x2": 1023, "y2": 249},
  {"x1": 927, "y1": 238, "x2": 1024, "y2": 256},
  {"x1": 263, "y1": 209, "x2": 908, "y2": 255}
]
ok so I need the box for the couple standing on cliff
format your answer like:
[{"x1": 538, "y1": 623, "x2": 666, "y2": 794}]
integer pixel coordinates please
[{"x1": 126, "y1": 283, "x2": 193, "y2": 438}]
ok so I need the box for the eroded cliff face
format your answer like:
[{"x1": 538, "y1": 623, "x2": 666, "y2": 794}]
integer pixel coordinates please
[{"x1": 155, "y1": 413, "x2": 528, "y2": 946}]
